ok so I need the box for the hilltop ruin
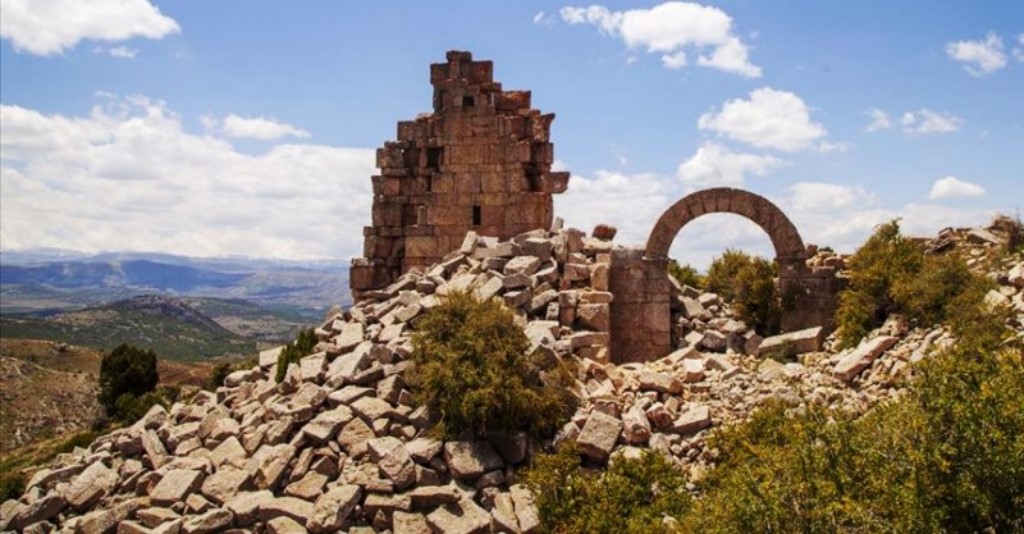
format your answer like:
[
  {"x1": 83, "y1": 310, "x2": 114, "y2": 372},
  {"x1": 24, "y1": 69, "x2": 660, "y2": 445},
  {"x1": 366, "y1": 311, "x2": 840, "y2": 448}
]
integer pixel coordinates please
[
  {"x1": 352, "y1": 51, "x2": 842, "y2": 363},
  {"x1": 350, "y1": 51, "x2": 570, "y2": 298}
]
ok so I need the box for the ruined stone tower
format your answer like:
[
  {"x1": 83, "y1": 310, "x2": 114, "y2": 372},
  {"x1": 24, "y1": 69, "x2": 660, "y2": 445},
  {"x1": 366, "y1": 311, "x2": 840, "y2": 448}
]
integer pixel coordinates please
[{"x1": 350, "y1": 51, "x2": 570, "y2": 297}]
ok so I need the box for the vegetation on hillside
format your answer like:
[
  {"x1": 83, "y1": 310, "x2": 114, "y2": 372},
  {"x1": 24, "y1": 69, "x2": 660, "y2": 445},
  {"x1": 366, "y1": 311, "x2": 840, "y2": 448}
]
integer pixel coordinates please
[
  {"x1": 408, "y1": 291, "x2": 577, "y2": 439},
  {"x1": 0, "y1": 303, "x2": 255, "y2": 361},
  {"x1": 274, "y1": 327, "x2": 318, "y2": 382},
  {"x1": 835, "y1": 220, "x2": 1000, "y2": 348},
  {"x1": 523, "y1": 445, "x2": 692, "y2": 534},
  {"x1": 525, "y1": 227, "x2": 1022, "y2": 533},
  {"x1": 97, "y1": 343, "x2": 175, "y2": 423},
  {"x1": 703, "y1": 249, "x2": 781, "y2": 336},
  {"x1": 667, "y1": 260, "x2": 703, "y2": 289}
]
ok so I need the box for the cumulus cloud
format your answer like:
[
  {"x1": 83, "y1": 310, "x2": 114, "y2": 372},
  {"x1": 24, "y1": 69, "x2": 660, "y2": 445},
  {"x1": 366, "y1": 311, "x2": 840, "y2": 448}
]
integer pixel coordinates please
[
  {"x1": 676, "y1": 142, "x2": 786, "y2": 189},
  {"x1": 220, "y1": 115, "x2": 311, "y2": 140},
  {"x1": 94, "y1": 45, "x2": 139, "y2": 59},
  {"x1": 945, "y1": 32, "x2": 1008, "y2": 76},
  {"x1": 559, "y1": 2, "x2": 762, "y2": 77},
  {"x1": 788, "y1": 182, "x2": 875, "y2": 212},
  {"x1": 928, "y1": 176, "x2": 985, "y2": 199},
  {"x1": 0, "y1": 97, "x2": 375, "y2": 260},
  {"x1": 697, "y1": 88, "x2": 828, "y2": 152},
  {"x1": 864, "y1": 108, "x2": 891, "y2": 132},
  {"x1": 555, "y1": 170, "x2": 675, "y2": 247},
  {"x1": 0, "y1": 0, "x2": 180, "y2": 56},
  {"x1": 901, "y1": 109, "x2": 962, "y2": 135},
  {"x1": 1014, "y1": 33, "x2": 1024, "y2": 62}
]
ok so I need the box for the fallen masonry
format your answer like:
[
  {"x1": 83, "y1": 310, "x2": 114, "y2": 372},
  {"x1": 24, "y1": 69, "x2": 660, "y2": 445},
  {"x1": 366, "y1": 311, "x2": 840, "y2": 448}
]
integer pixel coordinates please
[
  {"x1": 5, "y1": 53, "x2": 1024, "y2": 533},
  {"x1": 6, "y1": 221, "x2": 1021, "y2": 533}
]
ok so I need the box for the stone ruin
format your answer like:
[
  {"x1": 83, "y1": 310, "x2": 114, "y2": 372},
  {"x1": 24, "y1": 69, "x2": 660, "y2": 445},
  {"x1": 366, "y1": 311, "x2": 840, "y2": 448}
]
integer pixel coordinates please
[
  {"x1": 352, "y1": 51, "x2": 842, "y2": 363},
  {"x1": 349, "y1": 51, "x2": 570, "y2": 299}
]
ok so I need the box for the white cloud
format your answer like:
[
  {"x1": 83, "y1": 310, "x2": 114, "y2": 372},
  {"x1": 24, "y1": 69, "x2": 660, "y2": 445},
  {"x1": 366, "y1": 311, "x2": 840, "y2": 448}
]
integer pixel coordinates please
[
  {"x1": 220, "y1": 115, "x2": 311, "y2": 140},
  {"x1": 555, "y1": 170, "x2": 675, "y2": 248},
  {"x1": 1013, "y1": 33, "x2": 1024, "y2": 62},
  {"x1": 559, "y1": 2, "x2": 762, "y2": 77},
  {"x1": 94, "y1": 45, "x2": 139, "y2": 59},
  {"x1": 533, "y1": 11, "x2": 546, "y2": 24},
  {"x1": 788, "y1": 182, "x2": 875, "y2": 212},
  {"x1": 697, "y1": 88, "x2": 828, "y2": 151},
  {"x1": 0, "y1": 97, "x2": 375, "y2": 260},
  {"x1": 928, "y1": 176, "x2": 985, "y2": 199},
  {"x1": 945, "y1": 32, "x2": 1008, "y2": 76},
  {"x1": 0, "y1": 0, "x2": 180, "y2": 56},
  {"x1": 676, "y1": 142, "x2": 786, "y2": 189},
  {"x1": 901, "y1": 109, "x2": 962, "y2": 135},
  {"x1": 864, "y1": 108, "x2": 891, "y2": 132}
]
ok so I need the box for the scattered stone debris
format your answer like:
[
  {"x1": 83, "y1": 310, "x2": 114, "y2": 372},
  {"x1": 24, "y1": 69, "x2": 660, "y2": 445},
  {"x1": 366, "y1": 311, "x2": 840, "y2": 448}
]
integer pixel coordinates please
[{"x1": 5, "y1": 219, "x2": 1019, "y2": 533}]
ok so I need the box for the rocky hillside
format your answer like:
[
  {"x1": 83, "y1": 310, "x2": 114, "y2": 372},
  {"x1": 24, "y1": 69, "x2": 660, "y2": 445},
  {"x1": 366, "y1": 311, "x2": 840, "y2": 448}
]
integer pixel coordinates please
[
  {"x1": 1, "y1": 221, "x2": 1021, "y2": 533},
  {"x1": 0, "y1": 339, "x2": 214, "y2": 453}
]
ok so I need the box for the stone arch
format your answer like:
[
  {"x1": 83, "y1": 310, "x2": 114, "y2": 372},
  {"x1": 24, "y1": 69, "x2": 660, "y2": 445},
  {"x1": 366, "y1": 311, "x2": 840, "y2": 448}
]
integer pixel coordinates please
[
  {"x1": 645, "y1": 187, "x2": 806, "y2": 265},
  {"x1": 609, "y1": 187, "x2": 842, "y2": 364}
]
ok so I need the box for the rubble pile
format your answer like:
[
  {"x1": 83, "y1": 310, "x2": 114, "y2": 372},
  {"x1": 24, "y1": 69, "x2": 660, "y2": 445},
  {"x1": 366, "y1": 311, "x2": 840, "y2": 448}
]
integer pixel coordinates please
[{"x1": 3, "y1": 222, "x2": 1022, "y2": 534}]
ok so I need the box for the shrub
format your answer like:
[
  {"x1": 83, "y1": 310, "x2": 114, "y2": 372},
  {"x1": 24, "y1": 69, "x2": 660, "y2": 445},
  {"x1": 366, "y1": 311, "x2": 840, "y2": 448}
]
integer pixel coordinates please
[
  {"x1": 54, "y1": 430, "x2": 101, "y2": 455},
  {"x1": 208, "y1": 356, "x2": 258, "y2": 390},
  {"x1": 703, "y1": 249, "x2": 751, "y2": 299},
  {"x1": 523, "y1": 444, "x2": 692, "y2": 534},
  {"x1": 113, "y1": 392, "x2": 168, "y2": 424},
  {"x1": 0, "y1": 470, "x2": 26, "y2": 502},
  {"x1": 668, "y1": 260, "x2": 703, "y2": 289},
  {"x1": 703, "y1": 249, "x2": 781, "y2": 336},
  {"x1": 98, "y1": 343, "x2": 159, "y2": 416},
  {"x1": 683, "y1": 320, "x2": 1024, "y2": 533},
  {"x1": 408, "y1": 291, "x2": 576, "y2": 439},
  {"x1": 732, "y1": 256, "x2": 781, "y2": 336},
  {"x1": 275, "y1": 328, "x2": 318, "y2": 382},
  {"x1": 836, "y1": 220, "x2": 1002, "y2": 348}
]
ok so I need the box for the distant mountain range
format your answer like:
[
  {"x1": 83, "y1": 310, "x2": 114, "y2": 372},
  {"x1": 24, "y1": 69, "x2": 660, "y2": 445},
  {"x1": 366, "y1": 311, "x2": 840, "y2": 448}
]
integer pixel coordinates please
[{"x1": 0, "y1": 250, "x2": 351, "y2": 315}]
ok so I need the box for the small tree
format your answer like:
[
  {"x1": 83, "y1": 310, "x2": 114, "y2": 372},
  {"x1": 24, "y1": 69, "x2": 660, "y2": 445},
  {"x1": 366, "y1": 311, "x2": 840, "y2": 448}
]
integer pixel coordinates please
[
  {"x1": 704, "y1": 249, "x2": 782, "y2": 336},
  {"x1": 409, "y1": 291, "x2": 576, "y2": 439},
  {"x1": 275, "y1": 328, "x2": 318, "y2": 382},
  {"x1": 98, "y1": 343, "x2": 159, "y2": 416},
  {"x1": 668, "y1": 260, "x2": 703, "y2": 289}
]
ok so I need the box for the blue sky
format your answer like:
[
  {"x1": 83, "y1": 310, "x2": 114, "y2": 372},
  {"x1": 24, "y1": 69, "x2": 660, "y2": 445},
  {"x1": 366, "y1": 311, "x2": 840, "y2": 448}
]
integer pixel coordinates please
[{"x1": 1, "y1": 1, "x2": 1021, "y2": 268}]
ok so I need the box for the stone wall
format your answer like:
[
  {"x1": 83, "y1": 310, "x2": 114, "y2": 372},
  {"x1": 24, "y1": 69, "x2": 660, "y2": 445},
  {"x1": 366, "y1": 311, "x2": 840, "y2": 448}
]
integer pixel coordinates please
[{"x1": 350, "y1": 51, "x2": 570, "y2": 299}]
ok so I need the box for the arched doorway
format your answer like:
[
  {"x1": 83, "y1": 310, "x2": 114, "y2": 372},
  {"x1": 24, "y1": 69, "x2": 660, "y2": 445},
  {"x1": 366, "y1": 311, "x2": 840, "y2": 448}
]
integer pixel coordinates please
[{"x1": 609, "y1": 188, "x2": 841, "y2": 363}]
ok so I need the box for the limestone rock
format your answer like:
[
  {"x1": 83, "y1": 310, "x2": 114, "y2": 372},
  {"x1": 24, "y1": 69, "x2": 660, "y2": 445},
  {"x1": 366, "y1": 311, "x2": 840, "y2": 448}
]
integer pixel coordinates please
[
  {"x1": 307, "y1": 484, "x2": 361, "y2": 533},
  {"x1": 833, "y1": 336, "x2": 898, "y2": 382},
  {"x1": 443, "y1": 441, "x2": 504, "y2": 480},
  {"x1": 576, "y1": 411, "x2": 623, "y2": 461}
]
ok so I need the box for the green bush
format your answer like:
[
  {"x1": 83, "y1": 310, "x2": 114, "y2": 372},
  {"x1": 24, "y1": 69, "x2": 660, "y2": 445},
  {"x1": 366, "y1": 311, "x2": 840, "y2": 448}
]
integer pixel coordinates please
[
  {"x1": 703, "y1": 249, "x2": 751, "y2": 299},
  {"x1": 408, "y1": 291, "x2": 576, "y2": 439},
  {"x1": 98, "y1": 343, "x2": 159, "y2": 417},
  {"x1": 523, "y1": 444, "x2": 692, "y2": 534},
  {"x1": 113, "y1": 391, "x2": 168, "y2": 424},
  {"x1": 668, "y1": 260, "x2": 703, "y2": 289},
  {"x1": 275, "y1": 328, "x2": 318, "y2": 382},
  {"x1": 0, "y1": 470, "x2": 26, "y2": 502},
  {"x1": 703, "y1": 249, "x2": 781, "y2": 336},
  {"x1": 682, "y1": 329, "x2": 1024, "y2": 533},
  {"x1": 836, "y1": 220, "x2": 1001, "y2": 348},
  {"x1": 208, "y1": 356, "x2": 258, "y2": 390},
  {"x1": 54, "y1": 430, "x2": 101, "y2": 455}
]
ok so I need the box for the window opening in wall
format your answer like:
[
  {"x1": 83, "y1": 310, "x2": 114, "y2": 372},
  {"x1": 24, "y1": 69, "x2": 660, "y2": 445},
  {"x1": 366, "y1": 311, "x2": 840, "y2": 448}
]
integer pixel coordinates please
[
  {"x1": 472, "y1": 205, "x2": 482, "y2": 226},
  {"x1": 425, "y1": 175, "x2": 433, "y2": 192},
  {"x1": 426, "y1": 147, "x2": 442, "y2": 170},
  {"x1": 403, "y1": 204, "x2": 420, "y2": 227},
  {"x1": 462, "y1": 95, "x2": 475, "y2": 107},
  {"x1": 524, "y1": 164, "x2": 542, "y2": 192}
]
